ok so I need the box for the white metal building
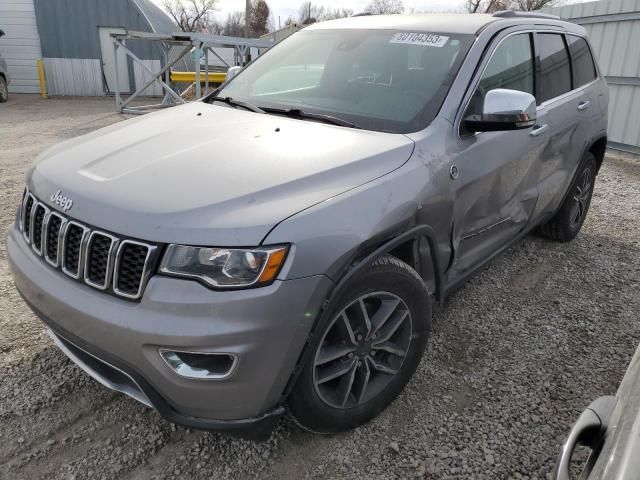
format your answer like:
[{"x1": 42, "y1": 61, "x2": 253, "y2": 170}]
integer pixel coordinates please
[
  {"x1": 0, "y1": 0, "x2": 43, "y2": 94},
  {"x1": 0, "y1": 0, "x2": 180, "y2": 96},
  {"x1": 543, "y1": 0, "x2": 640, "y2": 154}
]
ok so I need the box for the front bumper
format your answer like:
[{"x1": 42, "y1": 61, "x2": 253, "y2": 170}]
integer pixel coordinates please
[{"x1": 7, "y1": 226, "x2": 333, "y2": 433}]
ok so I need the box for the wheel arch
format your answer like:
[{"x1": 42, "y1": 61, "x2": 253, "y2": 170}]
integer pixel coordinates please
[
  {"x1": 588, "y1": 135, "x2": 607, "y2": 173},
  {"x1": 279, "y1": 225, "x2": 442, "y2": 404}
]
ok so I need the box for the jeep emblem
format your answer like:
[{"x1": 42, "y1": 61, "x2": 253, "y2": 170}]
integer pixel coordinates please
[{"x1": 50, "y1": 190, "x2": 73, "y2": 212}]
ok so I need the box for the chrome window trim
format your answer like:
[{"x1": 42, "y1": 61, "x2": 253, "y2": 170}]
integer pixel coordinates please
[
  {"x1": 44, "y1": 212, "x2": 68, "y2": 268},
  {"x1": 456, "y1": 28, "x2": 597, "y2": 139},
  {"x1": 84, "y1": 231, "x2": 120, "y2": 291},
  {"x1": 113, "y1": 240, "x2": 157, "y2": 300},
  {"x1": 22, "y1": 192, "x2": 36, "y2": 244},
  {"x1": 61, "y1": 221, "x2": 91, "y2": 280},
  {"x1": 30, "y1": 203, "x2": 50, "y2": 257}
]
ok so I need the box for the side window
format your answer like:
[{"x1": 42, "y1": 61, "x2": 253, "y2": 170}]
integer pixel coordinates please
[
  {"x1": 466, "y1": 34, "x2": 534, "y2": 117},
  {"x1": 537, "y1": 33, "x2": 572, "y2": 103},
  {"x1": 567, "y1": 35, "x2": 597, "y2": 87}
]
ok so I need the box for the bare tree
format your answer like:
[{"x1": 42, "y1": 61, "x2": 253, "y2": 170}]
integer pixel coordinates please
[
  {"x1": 467, "y1": 0, "x2": 561, "y2": 12},
  {"x1": 325, "y1": 8, "x2": 354, "y2": 19},
  {"x1": 162, "y1": 0, "x2": 218, "y2": 32},
  {"x1": 223, "y1": 11, "x2": 246, "y2": 37},
  {"x1": 298, "y1": 2, "x2": 326, "y2": 24},
  {"x1": 364, "y1": 0, "x2": 405, "y2": 15},
  {"x1": 205, "y1": 19, "x2": 224, "y2": 35},
  {"x1": 250, "y1": 0, "x2": 270, "y2": 36},
  {"x1": 466, "y1": 0, "x2": 482, "y2": 13},
  {"x1": 514, "y1": 0, "x2": 561, "y2": 10}
]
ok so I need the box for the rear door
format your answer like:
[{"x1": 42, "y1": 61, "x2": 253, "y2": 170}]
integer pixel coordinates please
[
  {"x1": 447, "y1": 30, "x2": 549, "y2": 277},
  {"x1": 530, "y1": 31, "x2": 592, "y2": 217}
]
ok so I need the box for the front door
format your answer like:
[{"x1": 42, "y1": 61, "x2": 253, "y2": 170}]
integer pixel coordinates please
[
  {"x1": 447, "y1": 31, "x2": 550, "y2": 278},
  {"x1": 99, "y1": 27, "x2": 130, "y2": 94}
]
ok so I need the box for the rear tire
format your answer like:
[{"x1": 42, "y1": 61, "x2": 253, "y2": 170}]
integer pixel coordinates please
[
  {"x1": 288, "y1": 255, "x2": 431, "y2": 434},
  {"x1": 537, "y1": 153, "x2": 597, "y2": 242},
  {"x1": 0, "y1": 77, "x2": 8, "y2": 103}
]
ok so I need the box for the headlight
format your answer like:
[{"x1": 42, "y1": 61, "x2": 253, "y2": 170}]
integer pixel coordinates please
[{"x1": 159, "y1": 244, "x2": 289, "y2": 288}]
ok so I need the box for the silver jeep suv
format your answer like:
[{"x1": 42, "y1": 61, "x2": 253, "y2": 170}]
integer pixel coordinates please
[{"x1": 8, "y1": 12, "x2": 608, "y2": 436}]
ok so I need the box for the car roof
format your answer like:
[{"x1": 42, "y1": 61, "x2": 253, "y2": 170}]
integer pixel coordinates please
[{"x1": 305, "y1": 13, "x2": 582, "y2": 36}]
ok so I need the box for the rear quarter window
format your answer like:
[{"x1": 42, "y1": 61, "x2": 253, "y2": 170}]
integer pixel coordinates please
[{"x1": 567, "y1": 35, "x2": 598, "y2": 87}]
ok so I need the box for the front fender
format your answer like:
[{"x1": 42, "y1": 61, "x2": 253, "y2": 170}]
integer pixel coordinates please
[{"x1": 263, "y1": 155, "x2": 445, "y2": 288}]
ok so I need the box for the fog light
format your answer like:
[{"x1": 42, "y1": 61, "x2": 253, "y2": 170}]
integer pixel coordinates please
[{"x1": 159, "y1": 349, "x2": 238, "y2": 380}]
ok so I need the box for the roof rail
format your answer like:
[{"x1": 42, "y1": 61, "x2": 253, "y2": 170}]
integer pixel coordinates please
[{"x1": 492, "y1": 10, "x2": 561, "y2": 20}]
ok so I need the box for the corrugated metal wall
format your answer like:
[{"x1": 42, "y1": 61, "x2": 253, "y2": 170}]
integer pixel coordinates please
[
  {"x1": 32, "y1": 0, "x2": 176, "y2": 96},
  {"x1": 0, "y1": 0, "x2": 43, "y2": 94},
  {"x1": 42, "y1": 58, "x2": 103, "y2": 96},
  {"x1": 543, "y1": 0, "x2": 640, "y2": 154}
]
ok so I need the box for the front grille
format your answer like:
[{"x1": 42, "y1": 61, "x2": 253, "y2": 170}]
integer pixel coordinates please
[{"x1": 20, "y1": 189, "x2": 158, "y2": 301}]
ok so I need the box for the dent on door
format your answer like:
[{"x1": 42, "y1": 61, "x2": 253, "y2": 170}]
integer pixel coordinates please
[{"x1": 449, "y1": 129, "x2": 545, "y2": 276}]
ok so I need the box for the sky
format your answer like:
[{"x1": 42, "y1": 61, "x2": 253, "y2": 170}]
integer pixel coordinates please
[
  {"x1": 152, "y1": 0, "x2": 589, "y2": 30},
  {"x1": 154, "y1": 0, "x2": 472, "y2": 28}
]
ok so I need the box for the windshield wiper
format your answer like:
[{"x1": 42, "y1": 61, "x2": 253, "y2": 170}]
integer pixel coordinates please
[
  {"x1": 263, "y1": 107, "x2": 361, "y2": 129},
  {"x1": 208, "y1": 96, "x2": 266, "y2": 114}
]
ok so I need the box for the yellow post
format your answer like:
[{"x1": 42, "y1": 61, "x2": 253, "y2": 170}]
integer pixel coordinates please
[{"x1": 36, "y1": 59, "x2": 47, "y2": 99}]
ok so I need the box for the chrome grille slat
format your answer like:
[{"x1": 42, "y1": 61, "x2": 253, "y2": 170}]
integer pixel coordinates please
[
  {"x1": 31, "y1": 203, "x2": 49, "y2": 256},
  {"x1": 18, "y1": 188, "x2": 27, "y2": 233},
  {"x1": 44, "y1": 212, "x2": 66, "y2": 268},
  {"x1": 113, "y1": 240, "x2": 157, "y2": 300},
  {"x1": 22, "y1": 192, "x2": 156, "y2": 301},
  {"x1": 22, "y1": 193, "x2": 36, "y2": 243},
  {"x1": 84, "y1": 231, "x2": 119, "y2": 291},
  {"x1": 61, "y1": 221, "x2": 90, "y2": 279}
]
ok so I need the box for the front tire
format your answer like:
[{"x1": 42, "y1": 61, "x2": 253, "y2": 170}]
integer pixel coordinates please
[
  {"x1": 288, "y1": 255, "x2": 431, "y2": 434},
  {"x1": 537, "y1": 153, "x2": 597, "y2": 242}
]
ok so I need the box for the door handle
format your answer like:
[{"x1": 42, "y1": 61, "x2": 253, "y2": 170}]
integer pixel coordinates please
[
  {"x1": 552, "y1": 396, "x2": 616, "y2": 480},
  {"x1": 530, "y1": 124, "x2": 549, "y2": 137},
  {"x1": 578, "y1": 101, "x2": 591, "y2": 111}
]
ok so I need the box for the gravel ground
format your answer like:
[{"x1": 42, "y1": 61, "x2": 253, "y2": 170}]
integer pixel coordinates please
[{"x1": 1, "y1": 95, "x2": 639, "y2": 480}]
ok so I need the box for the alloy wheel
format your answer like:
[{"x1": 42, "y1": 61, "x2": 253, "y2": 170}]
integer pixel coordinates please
[
  {"x1": 313, "y1": 292, "x2": 412, "y2": 409},
  {"x1": 569, "y1": 166, "x2": 593, "y2": 229}
]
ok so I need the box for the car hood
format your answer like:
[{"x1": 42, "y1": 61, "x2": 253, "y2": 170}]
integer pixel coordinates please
[{"x1": 29, "y1": 102, "x2": 415, "y2": 245}]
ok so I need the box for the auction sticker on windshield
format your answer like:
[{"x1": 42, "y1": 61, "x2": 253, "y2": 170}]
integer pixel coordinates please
[{"x1": 390, "y1": 32, "x2": 449, "y2": 47}]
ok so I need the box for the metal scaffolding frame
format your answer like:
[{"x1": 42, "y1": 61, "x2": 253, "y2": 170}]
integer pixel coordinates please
[{"x1": 111, "y1": 30, "x2": 273, "y2": 115}]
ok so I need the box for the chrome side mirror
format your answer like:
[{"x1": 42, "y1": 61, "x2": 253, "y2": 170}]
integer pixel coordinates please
[
  {"x1": 226, "y1": 66, "x2": 243, "y2": 82},
  {"x1": 465, "y1": 89, "x2": 537, "y2": 132}
]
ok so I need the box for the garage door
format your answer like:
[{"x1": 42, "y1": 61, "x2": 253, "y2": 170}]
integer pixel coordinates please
[{"x1": 0, "y1": 0, "x2": 43, "y2": 93}]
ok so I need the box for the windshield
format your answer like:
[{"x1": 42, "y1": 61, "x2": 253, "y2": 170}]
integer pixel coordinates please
[{"x1": 211, "y1": 29, "x2": 474, "y2": 133}]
